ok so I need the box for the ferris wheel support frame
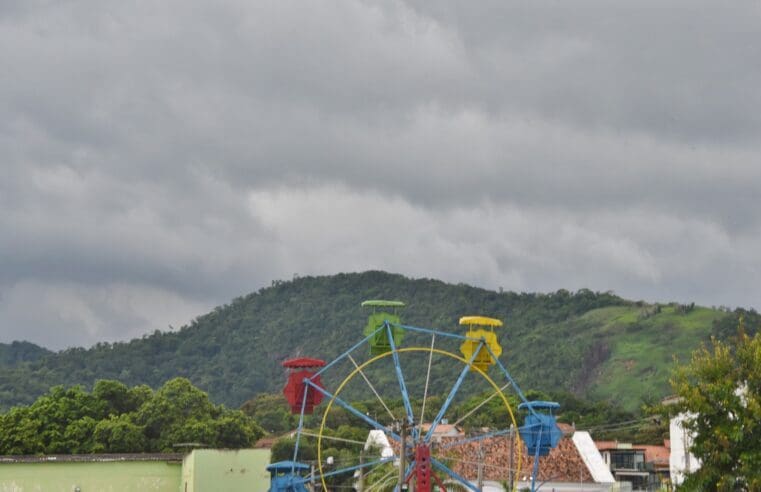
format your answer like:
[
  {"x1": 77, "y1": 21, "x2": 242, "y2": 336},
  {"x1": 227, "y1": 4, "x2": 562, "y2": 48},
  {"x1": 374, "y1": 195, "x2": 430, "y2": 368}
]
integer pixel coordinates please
[{"x1": 288, "y1": 320, "x2": 545, "y2": 492}]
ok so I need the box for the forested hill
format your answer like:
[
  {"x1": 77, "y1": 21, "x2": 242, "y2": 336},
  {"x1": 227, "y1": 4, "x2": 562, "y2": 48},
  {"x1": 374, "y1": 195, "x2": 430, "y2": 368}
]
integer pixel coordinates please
[
  {"x1": 0, "y1": 272, "x2": 755, "y2": 412},
  {"x1": 0, "y1": 341, "x2": 52, "y2": 367}
]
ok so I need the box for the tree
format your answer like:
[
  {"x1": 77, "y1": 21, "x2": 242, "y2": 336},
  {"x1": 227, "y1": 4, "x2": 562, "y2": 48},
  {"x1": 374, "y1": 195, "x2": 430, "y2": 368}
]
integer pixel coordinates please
[
  {"x1": 270, "y1": 436, "x2": 316, "y2": 462},
  {"x1": 132, "y1": 377, "x2": 264, "y2": 452},
  {"x1": 92, "y1": 380, "x2": 151, "y2": 416},
  {"x1": 93, "y1": 414, "x2": 146, "y2": 453},
  {"x1": 0, "y1": 378, "x2": 263, "y2": 455},
  {"x1": 241, "y1": 393, "x2": 295, "y2": 433},
  {"x1": 670, "y1": 327, "x2": 761, "y2": 490}
]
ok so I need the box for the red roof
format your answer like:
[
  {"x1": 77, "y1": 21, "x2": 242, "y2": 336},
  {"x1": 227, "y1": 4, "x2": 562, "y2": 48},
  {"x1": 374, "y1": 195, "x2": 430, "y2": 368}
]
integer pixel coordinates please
[
  {"x1": 420, "y1": 424, "x2": 463, "y2": 436},
  {"x1": 556, "y1": 423, "x2": 575, "y2": 435},
  {"x1": 254, "y1": 436, "x2": 279, "y2": 449},
  {"x1": 637, "y1": 445, "x2": 670, "y2": 466},
  {"x1": 594, "y1": 440, "x2": 619, "y2": 451},
  {"x1": 282, "y1": 357, "x2": 326, "y2": 368}
]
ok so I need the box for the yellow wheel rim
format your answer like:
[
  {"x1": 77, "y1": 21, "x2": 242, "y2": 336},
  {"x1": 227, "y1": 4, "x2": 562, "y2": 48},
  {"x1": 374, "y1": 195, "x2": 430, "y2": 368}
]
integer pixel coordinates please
[{"x1": 316, "y1": 347, "x2": 523, "y2": 491}]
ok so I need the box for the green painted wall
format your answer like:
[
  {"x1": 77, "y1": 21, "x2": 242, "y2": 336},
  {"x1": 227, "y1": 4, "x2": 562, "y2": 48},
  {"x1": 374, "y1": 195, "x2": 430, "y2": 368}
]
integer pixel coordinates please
[
  {"x1": 0, "y1": 460, "x2": 181, "y2": 492},
  {"x1": 183, "y1": 449, "x2": 270, "y2": 492},
  {"x1": 0, "y1": 449, "x2": 271, "y2": 492}
]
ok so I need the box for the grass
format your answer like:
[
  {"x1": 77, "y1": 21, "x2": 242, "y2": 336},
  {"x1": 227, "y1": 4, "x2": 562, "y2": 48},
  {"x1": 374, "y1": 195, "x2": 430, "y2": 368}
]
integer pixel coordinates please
[{"x1": 587, "y1": 305, "x2": 725, "y2": 410}]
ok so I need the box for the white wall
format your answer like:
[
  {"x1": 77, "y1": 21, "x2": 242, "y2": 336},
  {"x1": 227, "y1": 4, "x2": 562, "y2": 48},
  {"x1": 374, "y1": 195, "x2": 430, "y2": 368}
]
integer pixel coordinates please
[
  {"x1": 485, "y1": 480, "x2": 615, "y2": 491},
  {"x1": 669, "y1": 414, "x2": 700, "y2": 486},
  {"x1": 572, "y1": 431, "x2": 615, "y2": 484}
]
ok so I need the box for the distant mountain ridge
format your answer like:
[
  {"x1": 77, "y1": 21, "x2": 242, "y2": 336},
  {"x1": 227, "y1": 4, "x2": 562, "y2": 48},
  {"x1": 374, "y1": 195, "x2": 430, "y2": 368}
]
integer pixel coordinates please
[
  {"x1": 0, "y1": 341, "x2": 52, "y2": 367},
  {"x1": 0, "y1": 271, "x2": 753, "y2": 411}
]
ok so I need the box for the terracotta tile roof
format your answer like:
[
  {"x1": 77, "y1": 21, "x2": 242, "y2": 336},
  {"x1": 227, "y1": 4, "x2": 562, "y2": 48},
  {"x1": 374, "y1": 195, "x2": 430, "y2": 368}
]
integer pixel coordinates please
[
  {"x1": 439, "y1": 435, "x2": 594, "y2": 483},
  {"x1": 556, "y1": 423, "x2": 575, "y2": 435},
  {"x1": 254, "y1": 435, "x2": 280, "y2": 448}
]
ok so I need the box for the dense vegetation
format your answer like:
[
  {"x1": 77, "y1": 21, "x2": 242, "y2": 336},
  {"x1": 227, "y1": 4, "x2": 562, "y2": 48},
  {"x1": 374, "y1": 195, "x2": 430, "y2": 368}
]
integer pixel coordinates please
[
  {"x1": 0, "y1": 378, "x2": 263, "y2": 454},
  {"x1": 0, "y1": 341, "x2": 51, "y2": 367},
  {"x1": 1, "y1": 272, "x2": 756, "y2": 413},
  {"x1": 669, "y1": 325, "x2": 761, "y2": 489}
]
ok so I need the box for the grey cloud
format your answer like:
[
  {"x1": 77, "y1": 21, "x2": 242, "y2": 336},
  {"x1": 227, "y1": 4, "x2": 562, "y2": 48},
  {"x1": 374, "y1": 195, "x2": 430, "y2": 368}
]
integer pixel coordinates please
[{"x1": 1, "y1": 0, "x2": 760, "y2": 348}]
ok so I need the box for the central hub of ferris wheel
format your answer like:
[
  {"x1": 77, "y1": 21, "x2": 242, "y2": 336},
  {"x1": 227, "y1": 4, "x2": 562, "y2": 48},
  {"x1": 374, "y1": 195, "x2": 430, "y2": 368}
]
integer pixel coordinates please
[{"x1": 394, "y1": 419, "x2": 446, "y2": 492}]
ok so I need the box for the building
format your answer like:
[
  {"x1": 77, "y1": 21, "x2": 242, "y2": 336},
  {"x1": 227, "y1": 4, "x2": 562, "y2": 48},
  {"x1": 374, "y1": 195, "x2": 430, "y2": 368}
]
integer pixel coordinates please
[
  {"x1": 668, "y1": 413, "x2": 700, "y2": 486},
  {"x1": 0, "y1": 449, "x2": 271, "y2": 492},
  {"x1": 661, "y1": 395, "x2": 701, "y2": 486},
  {"x1": 419, "y1": 422, "x2": 465, "y2": 442},
  {"x1": 595, "y1": 440, "x2": 670, "y2": 490}
]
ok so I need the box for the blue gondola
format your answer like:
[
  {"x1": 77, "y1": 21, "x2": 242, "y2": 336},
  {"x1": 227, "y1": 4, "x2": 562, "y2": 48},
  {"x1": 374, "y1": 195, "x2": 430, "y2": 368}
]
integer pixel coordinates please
[
  {"x1": 267, "y1": 461, "x2": 310, "y2": 492},
  {"x1": 518, "y1": 401, "x2": 562, "y2": 457}
]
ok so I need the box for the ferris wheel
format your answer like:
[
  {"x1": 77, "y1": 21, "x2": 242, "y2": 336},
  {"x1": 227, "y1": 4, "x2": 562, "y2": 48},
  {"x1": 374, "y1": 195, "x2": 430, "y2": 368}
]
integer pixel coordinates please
[{"x1": 268, "y1": 300, "x2": 562, "y2": 492}]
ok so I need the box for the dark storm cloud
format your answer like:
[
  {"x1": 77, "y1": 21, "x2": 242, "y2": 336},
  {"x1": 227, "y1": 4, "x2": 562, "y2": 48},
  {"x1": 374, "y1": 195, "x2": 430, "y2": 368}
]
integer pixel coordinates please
[{"x1": 1, "y1": 0, "x2": 760, "y2": 348}]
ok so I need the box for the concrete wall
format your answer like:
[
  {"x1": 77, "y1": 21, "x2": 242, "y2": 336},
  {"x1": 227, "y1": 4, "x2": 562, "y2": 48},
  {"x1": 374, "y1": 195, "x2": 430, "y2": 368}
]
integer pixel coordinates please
[
  {"x1": 484, "y1": 480, "x2": 616, "y2": 491},
  {"x1": 182, "y1": 449, "x2": 270, "y2": 492},
  {"x1": 0, "y1": 460, "x2": 181, "y2": 492},
  {"x1": 0, "y1": 449, "x2": 271, "y2": 492},
  {"x1": 669, "y1": 414, "x2": 700, "y2": 486}
]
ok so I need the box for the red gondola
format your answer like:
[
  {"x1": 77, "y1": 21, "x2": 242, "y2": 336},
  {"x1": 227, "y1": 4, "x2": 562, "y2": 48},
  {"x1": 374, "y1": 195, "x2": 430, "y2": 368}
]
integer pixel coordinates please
[{"x1": 282, "y1": 357, "x2": 326, "y2": 414}]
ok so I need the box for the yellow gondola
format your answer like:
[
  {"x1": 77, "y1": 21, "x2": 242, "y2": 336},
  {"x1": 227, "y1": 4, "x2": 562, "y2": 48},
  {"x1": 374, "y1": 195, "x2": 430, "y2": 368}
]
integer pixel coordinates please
[{"x1": 458, "y1": 315, "x2": 503, "y2": 372}]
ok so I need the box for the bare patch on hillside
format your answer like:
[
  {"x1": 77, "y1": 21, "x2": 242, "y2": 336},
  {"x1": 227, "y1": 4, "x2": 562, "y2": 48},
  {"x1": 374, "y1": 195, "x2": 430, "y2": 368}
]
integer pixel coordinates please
[{"x1": 573, "y1": 340, "x2": 611, "y2": 393}]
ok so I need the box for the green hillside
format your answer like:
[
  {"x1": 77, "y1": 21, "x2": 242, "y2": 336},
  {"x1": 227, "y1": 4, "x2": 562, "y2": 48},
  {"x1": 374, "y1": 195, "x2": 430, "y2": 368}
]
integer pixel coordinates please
[{"x1": 0, "y1": 272, "x2": 754, "y2": 412}]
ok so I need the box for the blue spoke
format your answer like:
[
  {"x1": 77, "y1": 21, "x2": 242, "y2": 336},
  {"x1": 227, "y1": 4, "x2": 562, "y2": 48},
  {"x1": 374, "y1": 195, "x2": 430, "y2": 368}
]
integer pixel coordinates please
[
  {"x1": 291, "y1": 382, "x2": 311, "y2": 469},
  {"x1": 306, "y1": 380, "x2": 401, "y2": 441},
  {"x1": 386, "y1": 322, "x2": 415, "y2": 430},
  {"x1": 312, "y1": 325, "x2": 384, "y2": 379},
  {"x1": 393, "y1": 323, "x2": 483, "y2": 342},
  {"x1": 424, "y1": 341, "x2": 483, "y2": 443},
  {"x1": 484, "y1": 343, "x2": 539, "y2": 418},
  {"x1": 319, "y1": 456, "x2": 395, "y2": 480},
  {"x1": 430, "y1": 457, "x2": 478, "y2": 492}
]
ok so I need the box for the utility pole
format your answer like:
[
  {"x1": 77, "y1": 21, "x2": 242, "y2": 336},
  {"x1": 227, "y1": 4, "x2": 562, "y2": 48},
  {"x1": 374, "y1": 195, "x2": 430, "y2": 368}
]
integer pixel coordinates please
[
  {"x1": 477, "y1": 441, "x2": 485, "y2": 490},
  {"x1": 310, "y1": 463, "x2": 316, "y2": 491},
  {"x1": 358, "y1": 450, "x2": 365, "y2": 492},
  {"x1": 508, "y1": 425, "x2": 515, "y2": 489},
  {"x1": 399, "y1": 421, "x2": 407, "y2": 491}
]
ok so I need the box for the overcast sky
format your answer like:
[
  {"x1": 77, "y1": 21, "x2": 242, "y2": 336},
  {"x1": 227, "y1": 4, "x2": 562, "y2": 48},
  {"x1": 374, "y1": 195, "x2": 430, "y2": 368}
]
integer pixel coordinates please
[{"x1": 2, "y1": 1, "x2": 760, "y2": 349}]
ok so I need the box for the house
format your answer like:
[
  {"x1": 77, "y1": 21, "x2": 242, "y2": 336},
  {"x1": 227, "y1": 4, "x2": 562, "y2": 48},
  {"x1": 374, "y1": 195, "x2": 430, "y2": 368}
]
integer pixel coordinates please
[
  {"x1": 419, "y1": 422, "x2": 465, "y2": 442},
  {"x1": 595, "y1": 440, "x2": 670, "y2": 490}
]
